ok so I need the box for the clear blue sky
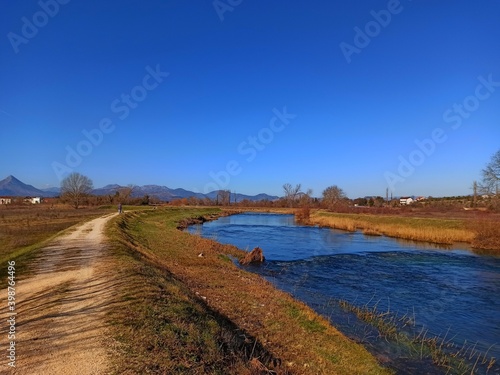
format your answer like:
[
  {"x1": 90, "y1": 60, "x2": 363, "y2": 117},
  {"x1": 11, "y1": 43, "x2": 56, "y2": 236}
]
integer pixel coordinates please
[{"x1": 1, "y1": 0, "x2": 499, "y2": 198}]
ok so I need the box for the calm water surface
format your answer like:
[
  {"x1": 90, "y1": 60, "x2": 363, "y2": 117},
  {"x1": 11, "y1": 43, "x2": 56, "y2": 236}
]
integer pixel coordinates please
[{"x1": 188, "y1": 213, "x2": 500, "y2": 374}]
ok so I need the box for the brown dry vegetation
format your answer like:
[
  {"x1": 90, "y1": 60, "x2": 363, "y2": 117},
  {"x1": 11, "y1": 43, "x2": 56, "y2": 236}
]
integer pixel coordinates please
[
  {"x1": 0, "y1": 204, "x2": 114, "y2": 270},
  {"x1": 468, "y1": 217, "x2": 500, "y2": 252},
  {"x1": 108, "y1": 207, "x2": 390, "y2": 374},
  {"x1": 309, "y1": 211, "x2": 474, "y2": 243},
  {"x1": 308, "y1": 210, "x2": 500, "y2": 254}
]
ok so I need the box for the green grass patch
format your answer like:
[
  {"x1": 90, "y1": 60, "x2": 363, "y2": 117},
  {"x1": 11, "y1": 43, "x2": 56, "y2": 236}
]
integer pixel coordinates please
[
  {"x1": 285, "y1": 303, "x2": 326, "y2": 333},
  {"x1": 217, "y1": 254, "x2": 232, "y2": 263}
]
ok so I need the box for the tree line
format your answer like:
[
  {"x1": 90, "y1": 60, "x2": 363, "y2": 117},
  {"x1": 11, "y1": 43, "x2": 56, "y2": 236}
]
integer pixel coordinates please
[{"x1": 59, "y1": 149, "x2": 499, "y2": 211}]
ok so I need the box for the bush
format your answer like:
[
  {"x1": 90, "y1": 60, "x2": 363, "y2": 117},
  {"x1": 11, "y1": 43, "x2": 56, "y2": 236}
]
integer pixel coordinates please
[
  {"x1": 295, "y1": 206, "x2": 310, "y2": 223},
  {"x1": 470, "y1": 218, "x2": 500, "y2": 252}
]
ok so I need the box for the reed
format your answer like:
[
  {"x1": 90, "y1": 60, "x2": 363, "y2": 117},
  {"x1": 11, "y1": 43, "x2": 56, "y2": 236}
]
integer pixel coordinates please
[
  {"x1": 310, "y1": 211, "x2": 475, "y2": 245},
  {"x1": 337, "y1": 298, "x2": 497, "y2": 374},
  {"x1": 468, "y1": 218, "x2": 500, "y2": 251}
]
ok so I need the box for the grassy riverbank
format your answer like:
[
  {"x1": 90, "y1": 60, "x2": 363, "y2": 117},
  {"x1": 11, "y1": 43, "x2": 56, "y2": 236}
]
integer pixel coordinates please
[
  {"x1": 106, "y1": 207, "x2": 390, "y2": 374},
  {"x1": 309, "y1": 210, "x2": 473, "y2": 244}
]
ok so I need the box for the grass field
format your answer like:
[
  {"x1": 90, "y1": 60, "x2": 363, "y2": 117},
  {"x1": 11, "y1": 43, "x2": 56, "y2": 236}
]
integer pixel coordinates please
[
  {"x1": 0, "y1": 205, "x2": 115, "y2": 281},
  {"x1": 107, "y1": 207, "x2": 391, "y2": 374}
]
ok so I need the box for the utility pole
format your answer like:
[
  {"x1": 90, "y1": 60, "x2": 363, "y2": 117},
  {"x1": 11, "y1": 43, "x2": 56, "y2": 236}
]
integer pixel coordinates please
[{"x1": 472, "y1": 181, "x2": 478, "y2": 207}]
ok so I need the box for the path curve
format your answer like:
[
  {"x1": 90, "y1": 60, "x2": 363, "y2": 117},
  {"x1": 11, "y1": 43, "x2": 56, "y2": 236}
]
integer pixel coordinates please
[{"x1": 2, "y1": 213, "x2": 118, "y2": 375}]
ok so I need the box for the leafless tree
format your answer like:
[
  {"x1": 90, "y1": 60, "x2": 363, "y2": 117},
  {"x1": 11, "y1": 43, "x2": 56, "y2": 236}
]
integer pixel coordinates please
[
  {"x1": 61, "y1": 172, "x2": 93, "y2": 209},
  {"x1": 118, "y1": 184, "x2": 135, "y2": 204},
  {"x1": 481, "y1": 149, "x2": 500, "y2": 195},
  {"x1": 217, "y1": 190, "x2": 231, "y2": 206},
  {"x1": 283, "y1": 183, "x2": 302, "y2": 207},
  {"x1": 322, "y1": 185, "x2": 347, "y2": 210},
  {"x1": 472, "y1": 180, "x2": 478, "y2": 207},
  {"x1": 297, "y1": 188, "x2": 313, "y2": 207}
]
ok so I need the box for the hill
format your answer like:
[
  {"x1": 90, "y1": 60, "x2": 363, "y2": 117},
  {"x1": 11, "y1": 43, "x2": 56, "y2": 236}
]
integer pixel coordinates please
[
  {"x1": 0, "y1": 176, "x2": 279, "y2": 202},
  {"x1": 92, "y1": 184, "x2": 278, "y2": 202},
  {"x1": 0, "y1": 175, "x2": 58, "y2": 197}
]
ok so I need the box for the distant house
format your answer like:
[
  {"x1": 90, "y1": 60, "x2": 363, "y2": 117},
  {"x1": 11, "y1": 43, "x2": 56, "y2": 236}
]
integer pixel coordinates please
[
  {"x1": 0, "y1": 197, "x2": 12, "y2": 204},
  {"x1": 400, "y1": 197, "x2": 414, "y2": 205},
  {"x1": 24, "y1": 197, "x2": 41, "y2": 204},
  {"x1": 416, "y1": 196, "x2": 426, "y2": 201}
]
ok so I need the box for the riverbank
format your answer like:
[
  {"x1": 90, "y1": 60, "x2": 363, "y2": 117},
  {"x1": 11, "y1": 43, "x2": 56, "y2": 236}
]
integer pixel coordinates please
[
  {"x1": 193, "y1": 210, "x2": 500, "y2": 374},
  {"x1": 107, "y1": 207, "x2": 390, "y2": 374},
  {"x1": 307, "y1": 210, "x2": 500, "y2": 254}
]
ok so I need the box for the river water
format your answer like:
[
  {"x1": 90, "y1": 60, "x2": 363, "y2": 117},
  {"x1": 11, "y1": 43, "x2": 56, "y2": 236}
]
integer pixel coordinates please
[{"x1": 188, "y1": 213, "x2": 500, "y2": 374}]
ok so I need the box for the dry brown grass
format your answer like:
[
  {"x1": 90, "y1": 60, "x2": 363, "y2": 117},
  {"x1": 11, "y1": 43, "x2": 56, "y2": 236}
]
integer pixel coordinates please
[
  {"x1": 0, "y1": 204, "x2": 114, "y2": 279},
  {"x1": 310, "y1": 211, "x2": 475, "y2": 245},
  {"x1": 469, "y1": 218, "x2": 500, "y2": 252},
  {"x1": 295, "y1": 206, "x2": 311, "y2": 223},
  {"x1": 110, "y1": 207, "x2": 390, "y2": 375}
]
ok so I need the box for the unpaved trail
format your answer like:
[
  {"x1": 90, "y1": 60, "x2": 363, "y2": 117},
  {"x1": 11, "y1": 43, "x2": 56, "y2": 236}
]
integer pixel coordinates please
[{"x1": 2, "y1": 213, "x2": 119, "y2": 375}]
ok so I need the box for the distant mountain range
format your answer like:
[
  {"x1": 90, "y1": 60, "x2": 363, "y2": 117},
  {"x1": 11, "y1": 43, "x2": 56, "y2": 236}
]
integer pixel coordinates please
[
  {"x1": 0, "y1": 175, "x2": 279, "y2": 202},
  {"x1": 0, "y1": 175, "x2": 58, "y2": 197}
]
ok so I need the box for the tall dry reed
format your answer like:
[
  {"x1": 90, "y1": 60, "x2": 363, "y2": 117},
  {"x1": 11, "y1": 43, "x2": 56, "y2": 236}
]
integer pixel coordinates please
[{"x1": 310, "y1": 212, "x2": 475, "y2": 245}]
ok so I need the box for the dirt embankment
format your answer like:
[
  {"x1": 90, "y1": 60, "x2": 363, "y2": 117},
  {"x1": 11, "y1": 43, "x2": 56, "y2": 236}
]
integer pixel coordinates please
[
  {"x1": 176, "y1": 210, "x2": 240, "y2": 230},
  {"x1": 1, "y1": 213, "x2": 119, "y2": 375}
]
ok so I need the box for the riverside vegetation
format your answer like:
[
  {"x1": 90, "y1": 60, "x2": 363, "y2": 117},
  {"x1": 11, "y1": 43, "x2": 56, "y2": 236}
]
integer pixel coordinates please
[
  {"x1": 336, "y1": 299, "x2": 497, "y2": 374},
  {"x1": 306, "y1": 210, "x2": 500, "y2": 254}
]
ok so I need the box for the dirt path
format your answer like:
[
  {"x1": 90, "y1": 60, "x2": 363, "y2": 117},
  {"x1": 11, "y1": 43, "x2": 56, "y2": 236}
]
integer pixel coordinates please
[{"x1": 2, "y1": 213, "x2": 119, "y2": 375}]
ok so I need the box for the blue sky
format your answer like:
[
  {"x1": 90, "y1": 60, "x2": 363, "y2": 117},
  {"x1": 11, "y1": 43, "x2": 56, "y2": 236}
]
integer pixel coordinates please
[{"x1": 1, "y1": 1, "x2": 499, "y2": 198}]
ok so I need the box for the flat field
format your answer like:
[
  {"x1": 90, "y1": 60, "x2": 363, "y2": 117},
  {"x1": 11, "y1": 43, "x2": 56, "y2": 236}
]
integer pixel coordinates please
[{"x1": 0, "y1": 204, "x2": 114, "y2": 267}]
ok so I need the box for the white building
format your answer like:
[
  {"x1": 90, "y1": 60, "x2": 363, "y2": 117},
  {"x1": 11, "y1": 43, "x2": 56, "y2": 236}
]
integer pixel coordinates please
[
  {"x1": 24, "y1": 197, "x2": 41, "y2": 204},
  {"x1": 400, "y1": 197, "x2": 414, "y2": 205},
  {"x1": 0, "y1": 197, "x2": 12, "y2": 204}
]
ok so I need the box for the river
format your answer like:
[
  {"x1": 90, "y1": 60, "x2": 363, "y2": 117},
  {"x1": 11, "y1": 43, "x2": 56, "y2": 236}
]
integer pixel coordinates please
[{"x1": 187, "y1": 212, "x2": 500, "y2": 374}]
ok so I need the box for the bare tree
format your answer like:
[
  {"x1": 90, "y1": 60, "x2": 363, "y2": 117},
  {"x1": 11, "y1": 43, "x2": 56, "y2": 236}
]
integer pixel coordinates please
[
  {"x1": 472, "y1": 180, "x2": 478, "y2": 207},
  {"x1": 322, "y1": 185, "x2": 347, "y2": 210},
  {"x1": 481, "y1": 149, "x2": 500, "y2": 195},
  {"x1": 283, "y1": 183, "x2": 302, "y2": 207},
  {"x1": 61, "y1": 173, "x2": 94, "y2": 209},
  {"x1": 217, "y1": 190, "x2": 231, "y2": 206},
  {"x1": 297, "y1": 188, "x2": 313, "y2": 207},
  {"x1": 118, "y1": 184, "x2": 135, "y2": 204}
]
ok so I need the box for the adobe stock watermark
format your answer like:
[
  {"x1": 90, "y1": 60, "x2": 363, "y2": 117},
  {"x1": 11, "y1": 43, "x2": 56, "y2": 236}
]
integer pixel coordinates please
[
  {"x1": 339, "y1": 0, "x2": 408, "y2": 64},
  {"x1": 213, "y1": 0, "x2": 242, "y2": 22},
  {"x1": 7, "y1": 0, "x2": 71, "y2": 54},
  {"x1": 384, "y1": 73, "x2": 500, "y2": 193},
  {"x1": 51, "y1": 64, "x2": 169, "y2": 180},
  {"x1": 202, "y1": 107, "x2": 296, "y2": 194}
]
